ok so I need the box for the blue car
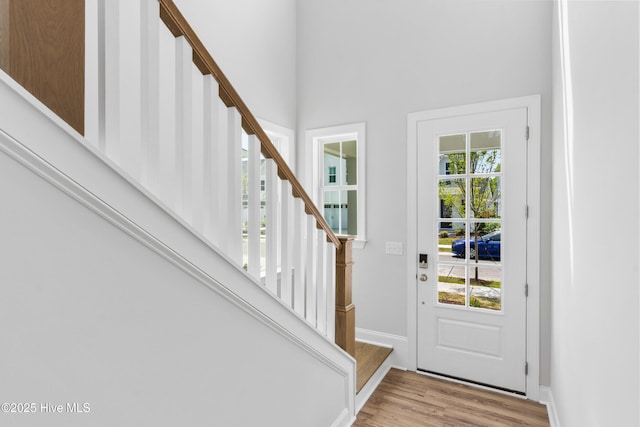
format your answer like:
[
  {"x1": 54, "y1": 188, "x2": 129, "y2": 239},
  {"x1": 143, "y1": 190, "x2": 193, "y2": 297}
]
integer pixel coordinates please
[{"x1": 451, "y1": 230, "x2": 501, "y2": 260}]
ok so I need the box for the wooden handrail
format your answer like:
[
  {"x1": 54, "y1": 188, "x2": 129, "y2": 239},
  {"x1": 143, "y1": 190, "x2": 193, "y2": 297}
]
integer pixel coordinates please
[{"x1": 158, "y1": 0, "x2": 341, "y2": 250}]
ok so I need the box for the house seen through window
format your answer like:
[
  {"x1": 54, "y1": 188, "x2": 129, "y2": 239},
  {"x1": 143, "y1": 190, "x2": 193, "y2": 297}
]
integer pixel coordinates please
[{"x1": 328, "y1": 166, "x2": 337, "y2": 183}]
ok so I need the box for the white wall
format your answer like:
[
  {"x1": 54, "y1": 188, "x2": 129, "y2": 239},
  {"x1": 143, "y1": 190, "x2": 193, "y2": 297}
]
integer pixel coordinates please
[
  {"x1": 550, "y1": 1, "x2": 639, "y2": 425},
  {"x1": 174, "y1": 0, "x2": 297, "y2": 130},
  {"x1": 297, "y1": 0, "x2": 553, "y2": 382}
]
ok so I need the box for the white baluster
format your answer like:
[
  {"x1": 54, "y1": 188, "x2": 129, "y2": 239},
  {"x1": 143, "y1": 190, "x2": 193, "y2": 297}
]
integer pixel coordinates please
[
  {"x1": 157, "y1": 21, "x2": 177, "y2": 210},
  {"x1": 174, "y1": 36, "x2": 193, "y2": 222},
  {"x1": 227, "y1": 108, "x2": 243, "y2": 265},
  {"x1": 247, "y1": 135, "x2": 261, "y2": 280},
  {"x1": 202, "y1": 75, "x2": 220, "y2": 243},
  {"x1": 140, "y1": 0, "x2": 160, "y2": 194},
  {"x1": 99, "y1": 0, "x2": 120, "y2": 162},
  {"x1": 265, "y1": 159, "x2": 279, "y2": 294},
  {"x1": 215, "y1": 102, "x2": 229, "y2": 251},
  {"x1": 316, "y1": 227, "x2": 327, "y2": 335},
  {"x1": 118, "y1": 0, "x2": 142, "y2": 180},
  {"x1": 280, "y1": 180, "x2": 293, "y2": 307},
  {"x1": 293, "y1": 199, "x2": 306, "y2": 316},
  {"x1": 306, "y1": 216, "x2": 317, "y2": 325},
  {"x1": 325, "y1": 240, "x2": 336, "y2": 341},
  {"x1": 190, "y1": 68, "x2": 205, "y2": 234}
]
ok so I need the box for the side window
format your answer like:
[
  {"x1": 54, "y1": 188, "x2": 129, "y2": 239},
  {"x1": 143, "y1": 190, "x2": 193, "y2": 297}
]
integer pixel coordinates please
[{"x1": 307, "y1": 123, "x2": 366, "y2": 248}]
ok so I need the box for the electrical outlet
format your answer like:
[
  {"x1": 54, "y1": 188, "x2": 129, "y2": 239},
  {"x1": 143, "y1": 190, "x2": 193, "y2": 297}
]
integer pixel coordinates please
[{"x1": 385, "y1": 241, "x2": 403, "y2": 256}]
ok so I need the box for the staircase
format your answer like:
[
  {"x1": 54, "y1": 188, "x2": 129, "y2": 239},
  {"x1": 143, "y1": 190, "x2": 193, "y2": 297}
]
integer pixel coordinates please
[{"x1": 0, "y1": 1, "x2": 356, "y2": 425}]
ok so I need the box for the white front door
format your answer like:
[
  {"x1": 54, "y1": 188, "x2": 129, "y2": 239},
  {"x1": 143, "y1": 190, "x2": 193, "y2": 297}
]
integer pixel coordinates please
[{"x1": 416, "y1": 107, "x2": 528, "y2": 393}]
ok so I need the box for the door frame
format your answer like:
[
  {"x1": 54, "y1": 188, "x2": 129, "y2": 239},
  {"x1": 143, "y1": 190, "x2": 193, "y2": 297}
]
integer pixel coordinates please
[{"x1": 406, "y1": 95, "x2": 541, "y2": 400}]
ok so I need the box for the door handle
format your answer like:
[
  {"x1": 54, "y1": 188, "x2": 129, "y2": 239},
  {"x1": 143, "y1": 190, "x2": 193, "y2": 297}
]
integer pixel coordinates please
[{"x1": 419, "y1": 274, "x2": 428, "y2": 282}]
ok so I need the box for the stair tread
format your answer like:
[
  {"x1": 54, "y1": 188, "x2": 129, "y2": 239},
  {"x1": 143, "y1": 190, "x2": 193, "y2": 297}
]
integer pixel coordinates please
[{"x1": 355, "y1": 341, "x2": 393, "y2": 393}]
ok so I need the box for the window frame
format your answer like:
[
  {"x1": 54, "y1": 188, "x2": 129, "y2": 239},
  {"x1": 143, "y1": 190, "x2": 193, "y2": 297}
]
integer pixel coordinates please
[{"x1": 306, "y1": 122, "x2": 366, "y2": 249}]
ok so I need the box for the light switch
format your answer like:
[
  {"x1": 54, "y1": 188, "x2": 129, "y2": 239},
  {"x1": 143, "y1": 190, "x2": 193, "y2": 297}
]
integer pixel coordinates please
[{"x1": 386, "y1": 241, "x2": 403, "y2": 256}]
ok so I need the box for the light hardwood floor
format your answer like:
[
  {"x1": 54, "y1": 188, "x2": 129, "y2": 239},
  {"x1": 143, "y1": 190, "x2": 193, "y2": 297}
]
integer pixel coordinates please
[{"x1": 354, "y1": 369, "x2": 550, "y2": 427}]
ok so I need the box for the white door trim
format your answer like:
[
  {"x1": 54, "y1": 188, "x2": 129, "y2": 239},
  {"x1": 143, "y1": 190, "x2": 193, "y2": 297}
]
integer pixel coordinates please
[{"x1": 406, "y1": 95, "x2": 541, "y2": 400}]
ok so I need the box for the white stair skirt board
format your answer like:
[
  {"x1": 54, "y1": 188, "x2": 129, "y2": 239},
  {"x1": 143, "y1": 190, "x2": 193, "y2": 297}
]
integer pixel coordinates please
[
  {"x1": 540, "y1": 386, "x2": 561, "y2": 427},
  {"x1": 356, "y1": 328, "x2": 409, "y2": 369}
]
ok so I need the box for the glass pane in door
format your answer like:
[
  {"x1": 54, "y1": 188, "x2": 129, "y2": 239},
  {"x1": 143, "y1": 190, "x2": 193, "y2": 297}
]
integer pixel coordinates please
[
  {"x1": 438, "y1": 263, "x2": 466, "y2": 307},
  {"x1": 468, "y1": 222, "x2": 502, "y2": 264},
  {"x1": 439, "y1": 221, "x2": 466, "y2": 264},
  {"x1": 469, "y1": 266, "x2": 502, "y2": 311},
  {"x1": 439, "y1": 134, "x2": 466, "y2": 175},
  {"x1": 439, "y1": 178, "x2": 466, "y2": 219},
  {"x1": 470, "y1": 130, "x2": 501, "y2": 174},
  {"x1": 470, "y1": 177, "x2": 501, "y2": 219}
]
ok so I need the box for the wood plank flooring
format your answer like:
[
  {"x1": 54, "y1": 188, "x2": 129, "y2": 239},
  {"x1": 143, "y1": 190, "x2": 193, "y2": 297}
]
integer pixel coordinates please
[
  {"x1": 356, "y1": 341, "x2": 393, "y2": 393},
  {"x1": 354, "y1": 369, "x2": 550, "y2": 427}
]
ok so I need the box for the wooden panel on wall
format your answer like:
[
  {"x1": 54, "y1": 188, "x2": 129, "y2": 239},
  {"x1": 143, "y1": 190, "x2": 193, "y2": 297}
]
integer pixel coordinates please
[
  {"x1": 0, "y1": 0, "x2": 9, "y2": 72},
  {"x1": 3, "y1": 0, "x2": 84, "y2": 135}
]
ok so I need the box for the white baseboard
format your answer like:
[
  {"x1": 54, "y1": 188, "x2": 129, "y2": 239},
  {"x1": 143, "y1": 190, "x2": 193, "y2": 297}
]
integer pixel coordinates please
[
  {"x1": 356, "y1": 327, "x2": 409, "y2": 369},
  {"x1": 540, "y1": 386, "x2": 561, "y2": 427}
]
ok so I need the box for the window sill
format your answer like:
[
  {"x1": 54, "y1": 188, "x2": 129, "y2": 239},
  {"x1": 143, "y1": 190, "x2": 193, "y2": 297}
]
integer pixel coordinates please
[{"x1": 353, "y1": 239, "x2": 367, "y2": 249}]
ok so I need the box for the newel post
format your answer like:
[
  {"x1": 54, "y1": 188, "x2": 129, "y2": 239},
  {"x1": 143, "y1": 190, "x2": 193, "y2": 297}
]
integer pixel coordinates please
[{"x1": 335, "y1": 236, "x2": 355, "y2": 358}]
